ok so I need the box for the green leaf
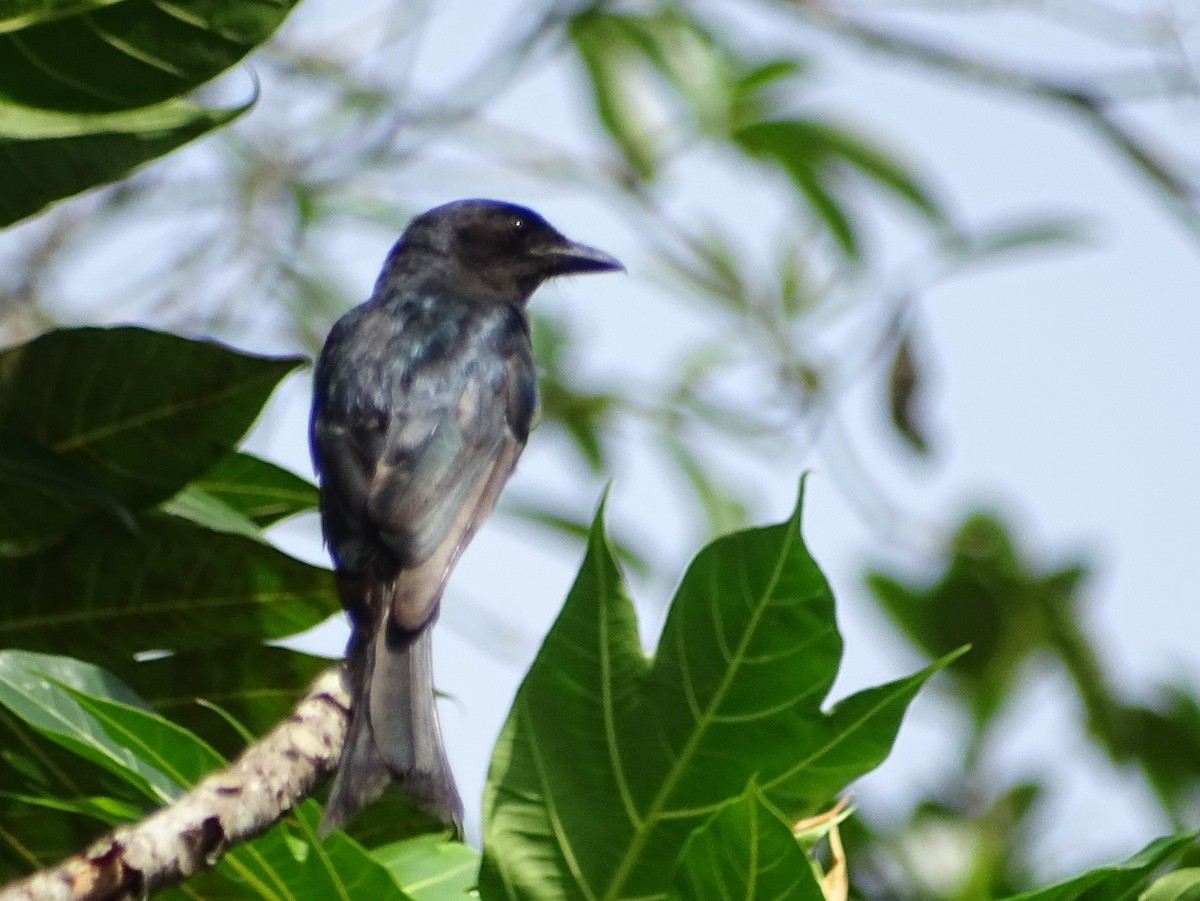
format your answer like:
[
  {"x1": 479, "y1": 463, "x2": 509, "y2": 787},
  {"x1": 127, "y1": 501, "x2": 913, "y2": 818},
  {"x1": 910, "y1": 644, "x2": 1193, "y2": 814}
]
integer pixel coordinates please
[
  {"x1": 1142, "y1": 867, "x2": 1200, "y2": 901},
  {"x1": 0, "y1": 432, "x2": 135, "y2": 554},
  {"x1": 797, "y1": 119, "x2": 942, "y2": 223},
  {"x1": 161, "y1": 486, "x2": 270, "y2": 542},
  {"x1": 202, "y1": 801, "x2": 413, "y2": 901},
  {"x1": 0, "y1": 514, "x2": 339, "y2": 664},
  {"x1": 0, "y1": 98, "x2": 245, "y2": 227},
  {"x1": 113, "y1": 646, "x2": 333, "y2": 758},
  {"x1": 0, "y1": 650, "x2": 181, "y2": 804},
  {"x1": 999, "y1": 831, "x2": 1199, "y2": 901},
  {"x1": 0, "y1": 790, "x2": 141, "y2": 826},
  {"x1": 0, "y1": 0, "x2": 301, "y2": 113},
  {"x1": 675, "y1": 783, "x2": 825, "y2": 900},
  {"x1": 866, "y1": 513, "x2": 1087, "y2": 729},
  {"x1": 480, "y1": 481, "x2": 948, "y2": 900},
  {"x1": 62, "y1": 684, "x2": 225, "y2": 787},
  {"x1": 371, "y1": 832, "x2": 479, "y2": 900},
  {"x1": 568, "y1": 10, "x2": 660, "y2": 179},
  {"x1": 734, "y1": 118, "x2": 944, "y2": 259},
  {"x1": 190, "y1": 451, "x2": 319, "y2": 527},
  {"x1": 0, "y1": 326, "x2": 304, "y2": 548}
]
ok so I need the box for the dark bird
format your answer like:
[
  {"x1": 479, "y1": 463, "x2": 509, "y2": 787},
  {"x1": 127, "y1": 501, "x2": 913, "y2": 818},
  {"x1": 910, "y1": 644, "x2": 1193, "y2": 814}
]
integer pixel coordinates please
[{"x1": 310, "y1": 199, "x2": 622, "y2": 835}]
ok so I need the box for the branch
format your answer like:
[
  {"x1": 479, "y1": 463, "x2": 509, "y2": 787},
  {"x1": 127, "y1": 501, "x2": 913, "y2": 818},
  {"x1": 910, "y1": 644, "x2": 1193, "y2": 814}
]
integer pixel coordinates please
[{"x1": 0, "y1": 668, "x2": 350, "y2": 901}]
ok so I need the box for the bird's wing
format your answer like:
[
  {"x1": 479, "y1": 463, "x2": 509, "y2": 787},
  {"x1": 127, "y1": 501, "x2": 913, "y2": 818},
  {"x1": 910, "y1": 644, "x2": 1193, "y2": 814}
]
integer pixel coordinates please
[{"x1": 314, "y1": 333, "x2": 534, "y2": 630}]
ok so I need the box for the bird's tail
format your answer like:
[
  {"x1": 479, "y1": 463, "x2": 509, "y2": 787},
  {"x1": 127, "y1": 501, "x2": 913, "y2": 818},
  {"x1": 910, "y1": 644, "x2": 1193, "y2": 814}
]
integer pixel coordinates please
[{"x1": 319, "y1": 605, "x2": 463, "y2": 836}]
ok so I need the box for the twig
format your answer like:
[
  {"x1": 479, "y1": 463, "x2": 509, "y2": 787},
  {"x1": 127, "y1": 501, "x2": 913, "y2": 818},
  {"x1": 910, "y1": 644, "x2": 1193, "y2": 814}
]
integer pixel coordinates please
[{"x1": 0, "y1": 668, "x2": 350, "y2": 901}]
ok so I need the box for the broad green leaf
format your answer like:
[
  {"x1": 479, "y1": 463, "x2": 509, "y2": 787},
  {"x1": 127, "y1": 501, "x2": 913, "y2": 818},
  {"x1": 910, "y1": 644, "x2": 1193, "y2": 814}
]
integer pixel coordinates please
[
  {"x1": 371, "y1": 832, "x2": 479, "y2": 900},
  {"x1": 196, "y1": 801, "x2": 412, "y2": 901},
  {"x1": 0, "y1": 0, "x2": 301, "y2": 113},
  {"x1": 0, "y1": 650, "x2": 179, "y2": 803},
  {"x1": 0, "y1": 99, "x2": 245, "y2": 227},
  {"x1": 675, "y1": 784, "x2": 825, "y2": 901},
  {"x1": 190, "y1": 451, "x2": 319, "y2": 527},
  {"x1": 0, "y1": 326, "x2": 304, "y2": 547},
  {"x1": 480, "y1": 481, "x2": 948, "y2": 900},
  {"x1": 0, "y1": 514, "x2": 339, "y2": 664},
  {"x1": 0, "y1": 432, "x2": 134, "y2": 554},
  {"x1": 1000, "y1": 831, "x2": 1199, "y2": 901},
  {"x1": 62, "y1": 685, "x2": 225, "y2": 788},
  {"x1": 113, "y1": 646, "x2": 333, "y2": 757}
]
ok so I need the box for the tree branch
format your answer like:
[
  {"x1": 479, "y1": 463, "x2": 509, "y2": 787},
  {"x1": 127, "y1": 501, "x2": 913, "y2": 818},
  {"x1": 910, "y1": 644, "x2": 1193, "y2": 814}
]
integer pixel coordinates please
[{"x1": 0, "y1": 668, "x2": 350, "y2": 901}]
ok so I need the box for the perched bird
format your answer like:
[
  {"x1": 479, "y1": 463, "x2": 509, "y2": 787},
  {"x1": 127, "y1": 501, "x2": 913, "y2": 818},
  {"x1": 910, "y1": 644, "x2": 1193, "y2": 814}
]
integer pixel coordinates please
[{"x1": 310, "y1": 199, "x2": 622, "y2": 835}]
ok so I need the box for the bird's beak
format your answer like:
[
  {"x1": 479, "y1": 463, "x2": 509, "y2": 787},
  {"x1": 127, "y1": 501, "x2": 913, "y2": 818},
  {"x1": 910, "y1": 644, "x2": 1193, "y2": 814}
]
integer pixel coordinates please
[{"x1": 540, "y1": 239, "x2": 625, "y2": 276}]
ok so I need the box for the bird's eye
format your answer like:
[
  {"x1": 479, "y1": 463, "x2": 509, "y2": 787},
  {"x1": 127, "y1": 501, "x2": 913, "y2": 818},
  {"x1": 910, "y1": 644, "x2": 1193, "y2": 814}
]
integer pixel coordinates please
[{"x1": 511, "y1": 216, "x2": 525, "y2": 231}]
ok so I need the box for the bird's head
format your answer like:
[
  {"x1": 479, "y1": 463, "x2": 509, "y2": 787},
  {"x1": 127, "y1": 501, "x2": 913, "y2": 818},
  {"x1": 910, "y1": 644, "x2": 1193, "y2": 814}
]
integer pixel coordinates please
[{"x1": 394, "y1": 199, "x2": 624, "y2": 302}]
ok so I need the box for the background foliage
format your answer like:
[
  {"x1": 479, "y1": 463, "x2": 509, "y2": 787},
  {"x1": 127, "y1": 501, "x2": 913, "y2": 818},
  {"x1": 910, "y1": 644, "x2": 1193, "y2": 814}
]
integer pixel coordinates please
[{"x1": 2, "y1": 0, "x2": 1200, "y2": 898}]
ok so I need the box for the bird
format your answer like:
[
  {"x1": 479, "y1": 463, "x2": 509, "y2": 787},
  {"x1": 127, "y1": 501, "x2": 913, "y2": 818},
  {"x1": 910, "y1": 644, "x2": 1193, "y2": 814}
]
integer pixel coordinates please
[{"x1": 309, "y1": 199, "x2": 623, "y2": 835}]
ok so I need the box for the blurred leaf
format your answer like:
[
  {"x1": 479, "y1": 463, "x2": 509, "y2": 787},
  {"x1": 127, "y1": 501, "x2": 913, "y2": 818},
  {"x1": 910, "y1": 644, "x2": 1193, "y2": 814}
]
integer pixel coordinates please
[
  {"x1": 866, "y1": 513, "x2": 1088, "y2": 729},
  {"x1": 538, "y1": 379, "x2": 615, "y2": 473},
  {"x1": 1112, "y1": 688, "x2": 1200, "y2": 819},
  {"x1": 800, "y1": 119, "x2": 943, "y2": 223},
  {"x1": 735, "y1": 119, "x2": 944, "y2": 259},
  {"x1": 530, "y1": 312, "x2": 617, "y2": 473},
  {"x1": 0, "y1": 650, "x2": 180, "y2": 804},
  {"x1": 371, "y1": 832, "x2": 479, "y2": 900},
  {"x1": 113, "y1": 646, "x2": 333, "y2": 758},
  {"x1": 504, "y1": 497, "x2": 652, "y2": 577},
  {"x1": 0, "y1": 513, "x2": 338, "y2": 664},
  {"x1": 675, "y1": 783, "x2": 826, "y2": 900},
  {"x1": 0, "y1": 99, "x2": 247, "y2": 226},
  {"x1": 0, "y1": 326, "x2": 304, "y2": 548},
  {"x1": 888, "y1": 331, "x2": 931, "y2": 455},
  {"x1": 729, "y1": 59, "x2": 809, "y2": 128},
  {"x1": 999, "y1": 831, "x2": 1199, "y2": 901},
  {"x1": 1142, "y1": 867, "x2": 1200, "y2": 901},
  {"x1": 663, "y1": 433, "x2": 750, "y2": 536},
  {"x1": 568, "y1": 9, "x2": 661, "y2": 179},
  {"x1": 949, "y1": 217, "x2": 1091, "y2": 263},
  {"x1": 0, "y1": 0, "x2": 301, "y2": 113},
  {"x1": 480, "y1": 481, "x2": 952, "y2": 899},
  {"x1": 161, "y1": 487, "x2": 268, "y2": 542},
  {"x1": 190, "y1": 451, "x2": 319, "y2": 527}
]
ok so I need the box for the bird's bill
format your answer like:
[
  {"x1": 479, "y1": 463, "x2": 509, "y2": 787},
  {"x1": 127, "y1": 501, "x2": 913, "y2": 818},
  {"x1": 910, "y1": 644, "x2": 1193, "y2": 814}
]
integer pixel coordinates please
[{"x1": 540, "y1": 239, "x2": 625, "y2": 276}]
